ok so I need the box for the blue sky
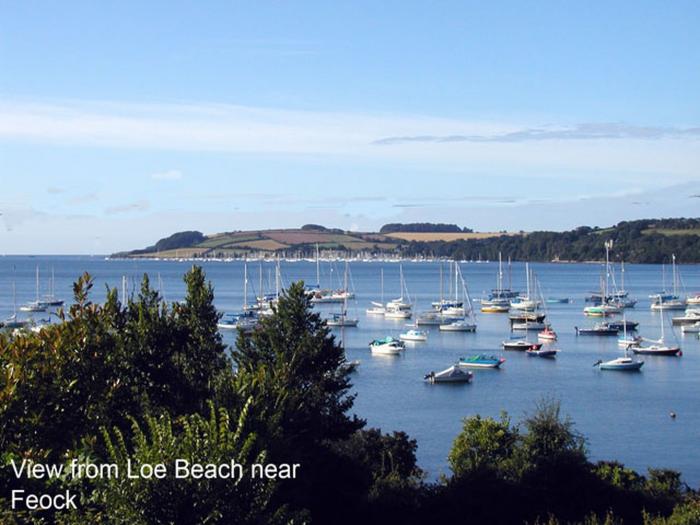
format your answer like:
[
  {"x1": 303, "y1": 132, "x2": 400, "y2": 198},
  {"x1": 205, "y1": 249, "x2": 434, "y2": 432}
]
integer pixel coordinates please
[{"x1": 1, "y1": 1, "x2": 699, "y2": 253}]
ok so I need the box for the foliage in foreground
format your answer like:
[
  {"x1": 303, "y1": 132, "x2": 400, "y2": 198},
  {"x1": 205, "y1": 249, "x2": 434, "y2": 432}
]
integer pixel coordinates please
[{"x1": 0, "y1": 269, "x2": 697, "y2": 524}]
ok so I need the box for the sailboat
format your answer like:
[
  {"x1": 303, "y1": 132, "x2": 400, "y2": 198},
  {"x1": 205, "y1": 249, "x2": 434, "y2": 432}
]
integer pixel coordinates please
[
  {"x1": 509, "y1": 262, "x2": 539, "y2": 311},
  {"x1": 632, "y1": 310, "x2": 681, "y2": 356},
  {"x1": 595, "y1": 342, "x2": 644, "y2": 371},
  {"x1": 20, "y1": 266, "x2": 47, "y2": 313},
  {"x1": 617, "y1": 314, "x2": 642, "y2": 348},
  {"x1": 481, "y1": 253, "x2": 514, "y2": 312},
  {"x1": 40, "y1": 267, "x2": 64, "y2": 307},
  {"x1": 583, "y1": 241, "x2": 621, "y2": 316},
  {"x1": 4, "y1": 281, "x2": 29, "y2": 329},
  {"x1": 366, "y1": 268, "x2": 386, "y2": 315},
  {"x1": 438, "y1": 262, "x2": 477, "y2": 332},
  {"x1": 385, "y1": 264, "x2": 412, "y2": 319},
  {"x1": 327, "y1": 262, "x2": 359, "y2": 327},
  {"x1": 218, "y1": 258, "x2": 259, "y2": 332},
  {"x1": 650, "y1": 255, "x2": 686, "y2": 311}
]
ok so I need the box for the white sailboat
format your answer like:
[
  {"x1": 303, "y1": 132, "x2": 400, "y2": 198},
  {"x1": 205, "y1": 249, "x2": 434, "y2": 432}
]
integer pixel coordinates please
[
  {"x1": 385, "y1": 264, "x2": 412, "y2": 319},
  {"x1": 438, "y1": 262, "x2": 477, "y2": 332},
  {"x1": 20, "y1": 266, "x2": 47, "y2": 312},
  {"x1": 650, "y1": 255, "x2": 686, "y2": 311},
  {"x1": 510, "y1": 262, "x2": 539, "y2": 311},
  {"x1": 633, "y1": 310, "x2": 681, "y2": 356},
  {"x1": 366, "y1": 268, "x2": 386, "y2": 315},
  {"x1": 327, "y1": 262, "x2": 359, "y2": 327}
]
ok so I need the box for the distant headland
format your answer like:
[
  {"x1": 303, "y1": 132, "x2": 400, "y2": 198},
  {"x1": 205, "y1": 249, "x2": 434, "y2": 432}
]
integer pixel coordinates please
[{"x1": 111, "y1": 219, "x2": 700, "y2": 264}]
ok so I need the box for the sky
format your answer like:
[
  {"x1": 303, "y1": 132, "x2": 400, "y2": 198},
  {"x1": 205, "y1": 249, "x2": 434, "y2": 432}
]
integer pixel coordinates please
[{"x1": 1, "y1": 1, "x2": 699, "y2": 254}]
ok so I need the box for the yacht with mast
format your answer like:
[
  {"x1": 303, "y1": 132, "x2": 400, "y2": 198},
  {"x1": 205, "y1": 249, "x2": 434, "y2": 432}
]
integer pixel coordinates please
[{"x1": 650, "y1": 255, "x2": 686, "y2": 311}]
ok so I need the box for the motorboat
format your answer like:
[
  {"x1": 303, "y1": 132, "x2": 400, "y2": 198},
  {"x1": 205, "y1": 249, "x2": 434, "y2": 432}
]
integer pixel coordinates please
[
  {"x1": 399, "y1": 329, "x2": 428, "y2": 342},
  {"x1": 509, "y1": 312, "x2": 546, "y2": 323},
  {"x1": 512, "y1": 321, "x2": 546, "y2": 331},
  {"x1": 538, "y1": 326, "x2": 558, "y2": 340},
  {"x1": 575, "y1": 324, "x2": 618, "y2": 336},
  {"x1": 681, "y1": 322, "x2": 700, "y2": 334},
  {"x1": 526, "y1": 347, "x2": 558, "y2": 358},
  {"x1": 19, "y1": 301, "x2": 47, "y2": 313},
  {"x1": 480, "y1": 303, "x2": 510, "y2": 313},
  {"x1": 671, "y1": 309, "x2": 700, "y2": 325},
  {"x1": 424, "y1": 365, "x2": 473, "y2": 383},
  {"x1": 457, "y1": 354, "x2": 505, "y2": 369},
  {"x1": 339, "y1": 360, "x2": 361, "y2": 373},
  {"x1": 595, "y1": 357, "x2": 644, "y2": 371},
  {"x1": 510, "y1": 297, "x2": 539, "y2": 311},
  {"x1": 416, "y1": 312, "x2": 443, "y2": 325},
  {"x1": 687, "y1": 294, "x2": 700, "y2": 305},
  {"x1": 369, "y1": 337, "x2": 405, "y2": 355},
  {"x1": 217, "y1": 311, "x2": 258, "y2": 332},
  {"x1": 366, "y1": 302, "x2": 386, "y2": 316},
  {"x1": 502, "y1": 339, "x2": 542, "y2": 351},
  {"x1": 439, "y1": 319, "x2": 476, "y2": 332},
  {"x1": 583, "y1": 303, "x2": 621, "y2": 316},
  {"x1": 326, "y1": 313, "x2": 359, "y2": 327},
  {"x1": 385, "y1": 300, "x2": 412, "y2": 319},
  {"x1": 606, "y1": 320, "x2": 639, "y2": 331}
]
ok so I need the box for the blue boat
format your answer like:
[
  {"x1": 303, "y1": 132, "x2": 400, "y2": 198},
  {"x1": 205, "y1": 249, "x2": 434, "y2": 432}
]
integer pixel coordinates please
[{"x1": 458, "y1": 354, "x2": 505, "y2": 369}]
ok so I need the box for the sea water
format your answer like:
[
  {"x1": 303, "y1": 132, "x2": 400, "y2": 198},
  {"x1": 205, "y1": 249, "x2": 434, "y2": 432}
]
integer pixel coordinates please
[{"x1": 1, "y1": 256, "x2": 698, "y2": 486}]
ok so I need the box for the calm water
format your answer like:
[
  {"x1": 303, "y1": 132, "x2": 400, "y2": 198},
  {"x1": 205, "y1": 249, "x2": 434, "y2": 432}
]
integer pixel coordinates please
[{"x1": 2, "y1": 256, "x2": 699, "y2": 486}]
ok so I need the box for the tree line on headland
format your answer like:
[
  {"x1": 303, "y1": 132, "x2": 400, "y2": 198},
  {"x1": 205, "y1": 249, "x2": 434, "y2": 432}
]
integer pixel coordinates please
[
  {"x1": 400, "y1": 219, "x2": 700, "y2": 264},
  {"x1": 2, "y1": 268, "x2": 699, "y2": 524},
  {"x1": 116, "y1": 218, "x2": 700, "y2": 264}
]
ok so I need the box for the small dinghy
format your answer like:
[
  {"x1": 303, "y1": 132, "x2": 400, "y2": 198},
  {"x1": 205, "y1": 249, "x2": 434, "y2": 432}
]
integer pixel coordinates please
[
  {"x1": 502, "y1": 340, "x2": 543, "y2": 351},
  {"x1": 526, "y1": 347, "x2": 558, "y2": 358},
  {"x1": 369, "y1": 337, "x2": 405, "y2": 355},
  {"x1": 458, "y1": 354, "x2": 505, "y2": 369},
  {"x1": 595, "y1": 357, "x2": 644, "y2": 371},
  {"x1": 399, "y1": 328, "x2": 428, "y2": 342},
  {"x1": 425, "y1": 365, "x2": 473, "y2": 383}
]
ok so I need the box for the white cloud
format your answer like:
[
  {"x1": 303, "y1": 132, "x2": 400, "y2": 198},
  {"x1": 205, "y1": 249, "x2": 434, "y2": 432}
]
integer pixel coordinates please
[
  {"x1": 0, "y1": 98, "x2": 698, "y2": 186},
  {"x1": 151, "y1": 169, "x2": 183, "y2": 181}
]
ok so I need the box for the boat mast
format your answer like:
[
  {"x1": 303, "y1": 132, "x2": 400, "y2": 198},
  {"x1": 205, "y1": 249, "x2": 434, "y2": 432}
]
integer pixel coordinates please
[
  {"x1": 380, "y1": 267, "x2": 384, "y2": 304},
  {"x1": 604, "y1": 240, "x2": 613, "y2": 301},
  {"x1": 498, "y1": 252, "x2": 503, "y2": 291},
  {"x1": 525, "y1": 262, "x2": 530, "y2": 299},
  {"x1": 508, "y1": 256, "x2": 512, "y2": 290},
  {"x1": 121, "y1": 275, "x2": 127, "y2": 302},
  {"x1": 672, "y1": 254, "x2": 677, "y2": 297},
  {"x1": 315, "y1": 243, "x2": 320, "y2": 288},
  {"x1": 439, "y1": 263, "x2": 443, "y2": 303},
  {"x1": 35, "y1": 265, "x2": 40, "y2": 303},
  {"x1": 243, "y1": 256, "x2": 248, "y2": 311},
  {"x1": 275, "y1": 256, "x2": 280, "y2": 299},
  {"x1": 454, "y1": 260, "x2": 458, "y2": 302}
]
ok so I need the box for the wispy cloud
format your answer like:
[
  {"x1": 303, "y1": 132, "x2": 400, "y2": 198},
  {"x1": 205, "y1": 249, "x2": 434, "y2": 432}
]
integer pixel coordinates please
[
  {"x1": 105, "y1": 200, "x2": 150, "y2": 215},
  {"x1": 151, "y1": 169, "x2": 183, "y2": 181},
  {"x1": 373, "y1": 123, "x2": 700, "y2": 145},
  {"x1": 68, "y1": 192, "x2": 99, "y2": 205}
]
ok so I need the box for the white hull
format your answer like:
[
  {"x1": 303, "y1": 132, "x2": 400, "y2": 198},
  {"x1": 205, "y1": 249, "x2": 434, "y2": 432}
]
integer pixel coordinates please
[
  {"x1": 439, "y1": 322, "x2": 476, "y2": 332},
  {"x1": 681, "y1": 322, "x2": 700, "y2": 333}
]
